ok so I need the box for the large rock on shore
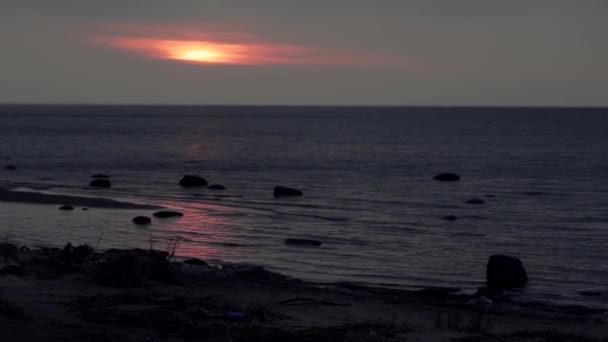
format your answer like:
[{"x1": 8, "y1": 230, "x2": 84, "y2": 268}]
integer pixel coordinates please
[
  {"x1": 90, "y1": 179, "x2": 111, "y2": 188},
  {"x1": 153, "y1": 211, "x2": 184, "y2": 218},
  {"x1": 179, "y1": 175, "x2": 208, "y2": 187},
  {"x1": 132, "y1": 216, "x2": 151, "y2": 225},
  {"x1": 433, "y1": 173, "x2": 460, "y2": 182},
  {"x1": 486, "y1": 255, "x2": 528, "y2": 289},
  {"x1": 274, "y1": 186, "x2": 303, "y2": 197}
]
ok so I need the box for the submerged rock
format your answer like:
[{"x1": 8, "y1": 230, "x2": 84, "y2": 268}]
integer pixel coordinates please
[
  {"x1": 274, "y1": 186, "x2": 303, "y2": 197},
  {"x1": 59, "y1": 204, "x2": 74, "y2": 211},
  {"x1": 207, "y1": 184, "x2": 226, "y2": 190},
  {"x1": 132, "y1": 216, "x2": 151, "y2": 225},
  {"x1": 179, "y1": 175, "x2": 208, "y2": 187},
  {"x1": 153, "y1": 211, "x2": 184, "y2": 218},
  {"x1": 284, "y1": 238, "x2": 321, "y2": 247},
  {"x1": 443, "y1": 215, "x2": 458, "y2": 221},
  {"x1": 5, "y1": 165, "x2": 17, "y2": 170},
  {"x1": 580, "y1": 291, "x2": 602, "y2": 297},
  {"x1": 91, "y1": 174, "x2": 110, "y2": 179},
  {"x1": 89, "y1": 179, "x2": 111, "y2": 188},
  {"x1": 433, "y1": 173, "x2": 460, "y2": 181},
  {"x1": 487, "y1": 255, "x2": 528, "y2": 289},
  {"x1": 466, "y1": 198, "x2": 486, "y2": 205}
]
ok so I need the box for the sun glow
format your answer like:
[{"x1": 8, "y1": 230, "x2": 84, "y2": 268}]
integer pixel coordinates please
[{"x1": 94, "y1": 31, "x2": 416, "y2": 68}]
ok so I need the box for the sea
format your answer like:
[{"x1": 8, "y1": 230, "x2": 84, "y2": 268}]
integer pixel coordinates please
[{"x1": 0, "y1": 105, "x2": 607, "y2": 309}]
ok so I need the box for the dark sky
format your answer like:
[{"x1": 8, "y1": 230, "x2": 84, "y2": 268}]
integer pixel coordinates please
[{"x1": 1, "y1": 1, "x2": 607, "y2": 106}]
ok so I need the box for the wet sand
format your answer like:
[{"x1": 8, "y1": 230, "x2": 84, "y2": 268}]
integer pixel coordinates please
[
  {"x1": 0, "y1": 188, "x2": 162, "y2": 209},
  {"x1": 0, "y1": 246, "x2": 606, "y2": 342}
]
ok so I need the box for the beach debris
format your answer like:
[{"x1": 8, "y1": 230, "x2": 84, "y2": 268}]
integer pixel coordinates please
[
  {"x1": 179, "y1": 174, "x2": 208, "y2": 187},
  {"x1": 433, "y1": 173, "x2": 460, "y2": 181},
  {"x1": 132, "y1": 216, "x2": 151, "y2": 225},
  {"x1": 487, "y1": 255, "x2": 528, "y2": 289},
  {"x1": 93, "y1": 248, "x2": 175, "y2": 287},
  {"x1": 0, "y1": 243, "x2": 19, "y2": 263},
  {"x1": 207, "y1": 184, "x2": 226, "y2": 190},
  {"x1": 152, "y1": 210, "x2": 184, "y2": 218},
  {"x1": 466, "y1": 198, "x2": 486, "y2": 205},
  {"x1": 19, "y1": 245, "x2": 30, "y2": 252},
  {"x1": 273, "y1": 186, "x2": 303, "y2": 197},
  {"x1": 0, "y1": 263, "x2": 24, "y2": 276},
  {"x1": 442, "y1": 215, "x2": 458, "y2": 221},
  {"x1": 5, "y1": 165, "x2": 17, "y2": 170},
  {"x1": 466, "y1": 296, "x2": 493, "y2": 309},
  {"x1": 284, "y1": 238, "x2": 321, "y2": 247},
  {"x1": 279, "y1": 297, "x2": 352, "y2": 307},
  {"x1": 91, "y1": 174, "x2": 110, "y2": 178},
  {"x1": 89, "y1": 179, "x2": 111, "y2": 188},
  {"x1": 59, "y1": 204, "x2": 74, "y2": 210}
]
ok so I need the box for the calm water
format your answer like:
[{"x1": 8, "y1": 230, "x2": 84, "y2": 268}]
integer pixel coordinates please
[{"x1": 1, "y1": 105, "x2": 607, "y2": 308}]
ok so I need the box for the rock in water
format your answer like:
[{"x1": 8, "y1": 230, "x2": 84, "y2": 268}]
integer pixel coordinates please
[
  {"x1": 486, "y1": 255, "x2": 528, "y2": 289},
  {"x1": 466, "y1": 198, "x2": 486, "y2": 205},
  {"x1": 443, "y1": 215, "x2": 458, "y2": 221},
  {"x1": 132, "y1": 216, "x2": 151, "y2": 225},
  {"x1": 274, "y1": 186, "x2": 303, "y2": 197},
  {"x1": 5, "y1": 165, "x2": 17, "y2": 170},
  {"x1": 284, "y1": 239, "x2": 321, "y2": 247},
  {"x1": 90, "y1": 179, "x2": 111, "y2": 188},
  {"x1": 59, "y1": 205, "x2": 74, "y2": 211},
  {"x1": 153, "y1": 211, "x2": 184, "y2": 218},
  {"x1": 433, "y1": 173, "x2": 460, "y2": 181},
  {"x1": 91, "y1": 174, "x2": 110, "y2": 179},
  {"x1": 207, "y1": 184, "x2": 226, "y2": 190},
  {"x1": 179, "y1": 175, "x2": 208, "y2": 187}
]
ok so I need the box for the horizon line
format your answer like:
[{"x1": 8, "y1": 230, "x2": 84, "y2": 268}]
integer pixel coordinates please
[{"x1": 0, "y1": 102, "x2": 607, "y2": 110}]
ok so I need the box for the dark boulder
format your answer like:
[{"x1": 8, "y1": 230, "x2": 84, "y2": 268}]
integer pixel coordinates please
[
  {"x1": 433, "y1": 173, "x2": 460, "y2": 181},
  {"x1": 284, "y1": 238, "x2": 321, "y2": 247},
  {"x1": 486, "y1": 255, "x2": 528, "y2": 289},
  {"x1": 207, "y1": 184, "x2": 226, "y2": 190},
  {"x1": 59, "y1": 204, "x2": 74, "y2": 211},
  {"x1": 91, "y1": 174, "x2": 110, "y2": 179},
  {"x1": 183, "y1": 258, "x2": 208, "y2": 266},
  {"x1": 443, "y1": 215, "x2": 458, "y2": 221},
  {"x1": 179, "y1": 175, "x2": 208, "y2": 187},
  {"x1": 153, "y1": 211, "x2": 184, "y2": 218},
  {"x1": 5, "y1": 165, "x2": 17, "y2": 170},
  {"x1": 90, "y1": 179, "x2": 111, "y2": 188},
  {"x1": 466, "y1": 198, "x2": 486, "y2": 205},
  {"x1": 274, "y1": 186, "x2": 303, "y2": 197},
  {"x1": 132, "y1": 216, "x2": 151, "y2": 225}
]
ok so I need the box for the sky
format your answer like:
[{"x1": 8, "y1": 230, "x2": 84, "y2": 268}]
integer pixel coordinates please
[{"x1": 1, "y1": 1, "x2": 607, "y2": 106}]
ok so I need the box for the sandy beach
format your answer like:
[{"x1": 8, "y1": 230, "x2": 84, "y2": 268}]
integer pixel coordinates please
[{"x1": 1, "y1": 244, "x2": 607, "y2": 342}]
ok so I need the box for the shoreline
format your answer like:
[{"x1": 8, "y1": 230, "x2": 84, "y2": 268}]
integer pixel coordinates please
[
  {"x1": 1, "y1": 244, "x2": 607, "y2": 341},
  {"x1": 0, "y1": 188, "x2": 163, "y2": 209}
]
